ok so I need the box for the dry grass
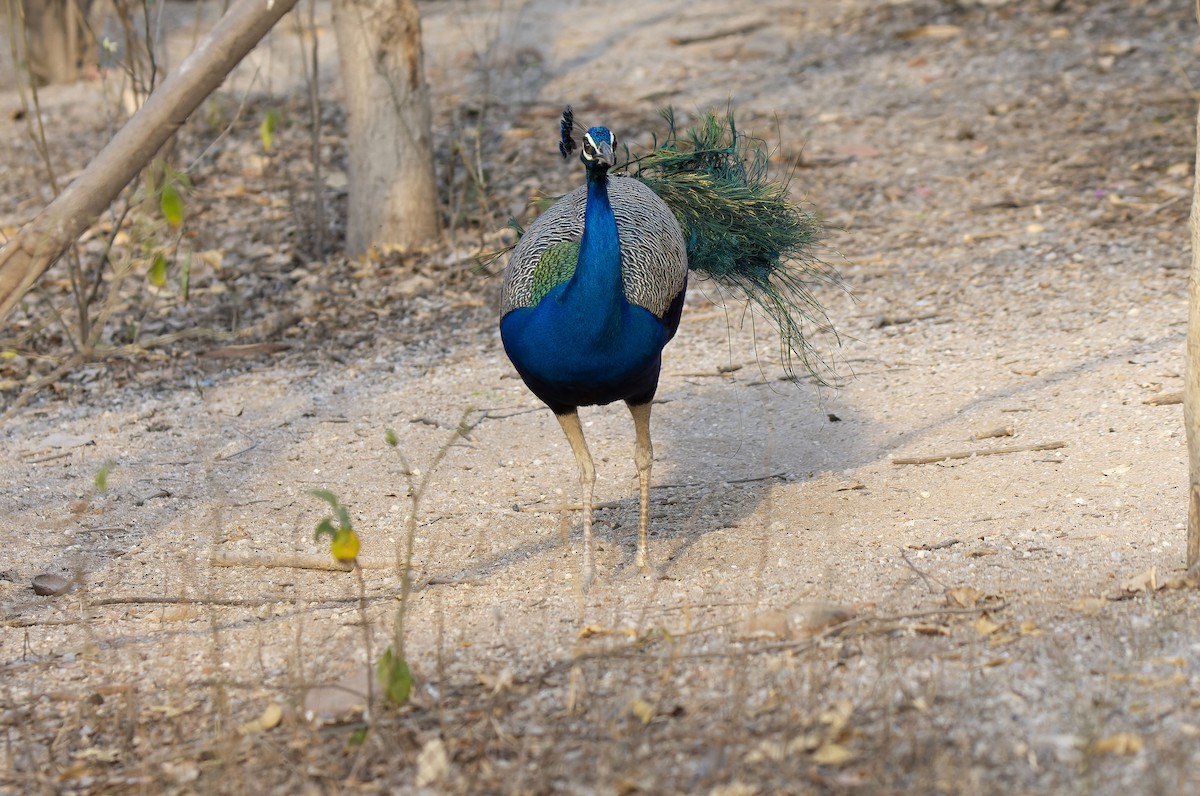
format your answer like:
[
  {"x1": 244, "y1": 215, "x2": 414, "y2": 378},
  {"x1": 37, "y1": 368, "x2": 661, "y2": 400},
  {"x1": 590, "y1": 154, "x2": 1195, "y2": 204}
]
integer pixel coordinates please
[{"x1": 4, "y1": 0, "x2": 1200, "y2": 794}]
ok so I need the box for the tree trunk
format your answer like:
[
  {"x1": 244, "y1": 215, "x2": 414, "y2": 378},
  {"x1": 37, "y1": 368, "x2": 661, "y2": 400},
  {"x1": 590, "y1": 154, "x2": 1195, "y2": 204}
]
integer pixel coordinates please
[
  {"x1": 19, "y1": 0, "x2": 96, "y2": 85},
  {"x1": 1188, "y1": 2, "x2": 1200, "y2": 569},
  {"x1": 332, "y1": 0, "x2": 440, "y2": 256},
  {"x1": 0, "y1": 0, "x2": 300, "y2": 324},
  {"x1": 1188, "y1": 103, "x2": 1200, "y2": 569}
]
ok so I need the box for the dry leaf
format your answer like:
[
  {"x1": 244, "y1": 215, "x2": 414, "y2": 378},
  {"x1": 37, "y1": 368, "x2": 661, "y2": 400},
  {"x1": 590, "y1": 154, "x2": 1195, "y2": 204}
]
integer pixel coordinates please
[
  {"x1": 987, "y1": 633, "x2": 1020, "y2": 648},
  {"x1": 579, "y1": 624, "x2": 637, "y2": 639},
  {"x1": 945, "y1": 585, "x2": 982, "y2": 608},
  {"x1": 238, "y1": 703, "x2": 283, "y2": 735},
  {"x1": 741, "y1": 602, "x2": 854, "y2": 640},
  {"x1": 160, "y1": 760, "x2": 200, "y2": 784},
  {"x1": 897, "y1": 24, "x2": 962, "y2": 39},
  {"x1": 811, "y1": 742, "x2": 857, "y2": 766},
  {"x1": 974, "y1": 614, "x2": 1007, "y2": 636},
  {"x1": 818, "y1": 699, "x2": 854, "y2": 737},
  {"x1": 1120, "y1": 567, "x2": 1157, "y2": 594},
  {"x1": 1094, "y1": 733, "x2": 1143, "y2": 755},
  {"x1": 1160, "y1": 574, "x2": 1200, "y2": 591},
  {"x1": 478, "y1": 667, "x2": 514, "y2": 694},
  {"x1": 1071, "y1": 597, "x2": 1108, "y2": 616},
  {"x1": 786, "y1": 733, "x2": 823, "y2": 755},
  {"x1": 966, "y1": 548, "x2": 998, "y2": 558},
  {"x1": 1019, "y1": 620, "x2": 1043, "y2": 637},
  {"x1": 1110, "y1": 672, "x2": 1187, "y2": 688},
  {"x1": 74, "y1": 747, "x2": 120, "y2": 763},
  {"x1": 415, "y1": 738, "x2": 450, "y2": 787},
  {"x1": 912, "y1": 624, "x2": 951, "y2": 636},
  {"x1": 146, "y1": 703, "x2": 194, "y2": 719},
  {"x1": 744, "y1": 740, "x2": 785, "y2": 763},
  {"x1": 708, "y1": 784, "x2": 758, "y2": 796}
]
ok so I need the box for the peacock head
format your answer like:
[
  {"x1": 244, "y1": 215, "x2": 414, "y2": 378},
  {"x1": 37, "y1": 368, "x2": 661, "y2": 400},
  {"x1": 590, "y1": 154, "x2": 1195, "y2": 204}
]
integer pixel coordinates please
[{"x1": 580, "y1": 127, "x2": 617, "y2": 172}]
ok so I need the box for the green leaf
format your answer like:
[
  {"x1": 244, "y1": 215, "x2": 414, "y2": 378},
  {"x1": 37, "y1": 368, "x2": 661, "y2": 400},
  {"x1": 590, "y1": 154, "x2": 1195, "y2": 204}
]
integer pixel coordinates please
[
  {"x1": 148, "y1": 252, "x2": 168, "y2": 288},
  {"x1": 260, "y1": 109, "x2": 280, "y2": 153},
  {"x1": 179, "y1": 250, "x2": 191, "y2": 301},
  {"x1": 160, "y1": 182, "x2": 184, "y2": 227},
  {"x1": 313, "y1": 517, "x2": 336, "y2": 541},
  {"x1": 376, "y1": 648, "x2": 413, "y2": 705},
  {"x1": 307, "y1": 488, "x2": 340, "y2": 509},
  {"x1": 335, "y1": 504, "x2": 352, "y2": 531},
  {"x1": 385, "y1": 428, "x2": 398, "y2": 447},
  {"x1": 347, "y1": 726, "x2": 369, "y2": 746},
  {"x1": 95, "y1": 461, "x2": 115, "y2": 493}
]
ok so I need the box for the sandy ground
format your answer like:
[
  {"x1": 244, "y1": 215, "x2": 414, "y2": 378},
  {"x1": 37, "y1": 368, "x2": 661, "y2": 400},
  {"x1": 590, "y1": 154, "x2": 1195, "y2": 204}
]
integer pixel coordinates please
[{"x1": 3, "y1": 0, "x2": 1200, "y2": 793}]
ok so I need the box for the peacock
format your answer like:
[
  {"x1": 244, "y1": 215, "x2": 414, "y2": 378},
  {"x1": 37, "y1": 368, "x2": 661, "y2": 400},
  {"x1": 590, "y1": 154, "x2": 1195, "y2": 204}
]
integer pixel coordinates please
[{"x1": 498, "y1": 106, "x2": 833, "y2": 584}]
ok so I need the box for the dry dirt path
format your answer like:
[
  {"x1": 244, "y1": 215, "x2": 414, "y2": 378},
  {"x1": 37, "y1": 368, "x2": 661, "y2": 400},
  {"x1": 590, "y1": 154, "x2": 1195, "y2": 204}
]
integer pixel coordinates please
[{"x1": 2, "y1": 0, "x2": 1200, "y2": 793}]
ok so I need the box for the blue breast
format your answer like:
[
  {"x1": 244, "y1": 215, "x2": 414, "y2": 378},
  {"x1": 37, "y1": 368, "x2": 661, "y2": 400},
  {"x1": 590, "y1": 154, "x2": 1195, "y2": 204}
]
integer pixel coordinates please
[
  {"x1": 501, "y1": 170, "x2": 683, "y2": 414},
  {"x1": 501, "y1": 293, "x2": 671, "y2": 413}
]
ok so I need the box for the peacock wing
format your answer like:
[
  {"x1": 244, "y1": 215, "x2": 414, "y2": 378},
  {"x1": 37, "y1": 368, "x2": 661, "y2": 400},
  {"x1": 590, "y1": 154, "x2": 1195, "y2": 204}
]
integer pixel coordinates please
[
  {"x1": 501, "y1": 186, "x2": 587, "y2": 313},
  {"x1": 609, "y1": 177, "x2": 688, "y2": 319}
]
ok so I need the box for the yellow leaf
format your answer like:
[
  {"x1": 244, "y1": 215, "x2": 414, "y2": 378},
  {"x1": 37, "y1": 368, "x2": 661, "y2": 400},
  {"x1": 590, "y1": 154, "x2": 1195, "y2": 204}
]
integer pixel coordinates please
[
  {"x1": 811, "y1": 742, "x2": 857, "y2": 766},
  {"x1": 629, "y1": 698, "x2": 655, "y2": 725},
  {"x1": 238, "y1": 703, "x2": 283, "y2": 735},
  {"x1": 330, "y1": 527, "x2": 359, "y2": 562},
  {"x1": 260, "y1": 109, "x2": 280, "y2": 154},
  {"x1": 1094, "y1": 733, "x2": 1142, "y2": 755}
]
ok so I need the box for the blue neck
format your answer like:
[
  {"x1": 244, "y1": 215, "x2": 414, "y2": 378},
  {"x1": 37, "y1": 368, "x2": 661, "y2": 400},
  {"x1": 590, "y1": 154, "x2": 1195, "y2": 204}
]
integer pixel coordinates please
[{"x1": 561, "y1": 168, "x2": 624, "y2": 333}]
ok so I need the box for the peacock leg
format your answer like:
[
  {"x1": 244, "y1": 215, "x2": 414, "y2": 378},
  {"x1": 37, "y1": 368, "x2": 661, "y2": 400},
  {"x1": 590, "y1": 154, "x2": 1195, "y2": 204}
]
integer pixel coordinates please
[
  {"x1": 627, "y1": 401, "x2": 654, "y2": 571},
  {"x1": 555, "y1": 411, "x2": 596, "y2": 584}
]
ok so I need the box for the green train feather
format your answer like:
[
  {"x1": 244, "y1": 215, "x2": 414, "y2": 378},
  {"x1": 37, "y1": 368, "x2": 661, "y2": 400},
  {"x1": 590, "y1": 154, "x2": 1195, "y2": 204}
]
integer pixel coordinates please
[{"x1": 486, "y1": 106, "x2": 837, "y2": 381}]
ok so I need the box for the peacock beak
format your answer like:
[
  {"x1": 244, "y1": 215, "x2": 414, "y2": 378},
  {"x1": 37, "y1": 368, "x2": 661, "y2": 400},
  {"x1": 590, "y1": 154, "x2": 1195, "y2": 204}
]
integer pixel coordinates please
[{"x1": 595, "y1": 139, "x2": 616, "y2": 168}]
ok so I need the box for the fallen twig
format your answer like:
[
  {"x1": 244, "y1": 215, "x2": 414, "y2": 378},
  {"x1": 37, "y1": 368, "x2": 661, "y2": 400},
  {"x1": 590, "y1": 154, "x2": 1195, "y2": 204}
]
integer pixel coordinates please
[
  {"x1": 908, "y1": 537, "x2": 961, "y2": 551},
  {"x1": 1144, "y1": 391, "x2": 1182, "y2": 406},
  {"x1": 973, "y1": 425, "x2": 1014, "y2": 440},
  {"x1": 873, "y1": 312, "x2": 938, "y2": 329},
  {"x1": 670, "y1": 21, "x2": 767, "y2": 46},
  {"x1": 25, "y1": 451, "x2": 74, "y2": 464},
  {"x1": 892, "y1": 441, "x2": 1066, "y2": 466},
  {"x1": 899, "y1": 546, "x2": 945, "y2": 594}
]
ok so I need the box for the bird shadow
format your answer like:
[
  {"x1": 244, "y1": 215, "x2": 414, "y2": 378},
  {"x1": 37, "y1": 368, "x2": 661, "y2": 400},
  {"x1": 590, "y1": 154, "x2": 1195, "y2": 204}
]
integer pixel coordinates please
[{"x1": 429, "y1": 322, "x2": 1182, "y2": 587}]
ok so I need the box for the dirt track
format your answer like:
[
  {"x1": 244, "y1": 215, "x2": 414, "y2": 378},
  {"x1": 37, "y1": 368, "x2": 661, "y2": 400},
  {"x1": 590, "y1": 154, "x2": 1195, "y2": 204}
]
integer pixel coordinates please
[{"x1": 3, "y1": 0, "x2": 1200, "y2": 793}]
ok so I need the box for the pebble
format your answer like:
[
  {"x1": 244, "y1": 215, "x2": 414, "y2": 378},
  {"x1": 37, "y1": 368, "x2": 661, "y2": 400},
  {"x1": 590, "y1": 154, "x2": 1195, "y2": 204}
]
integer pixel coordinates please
[{"x1": 32, "y1": 573, "x2": 71, "y2": 596}]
